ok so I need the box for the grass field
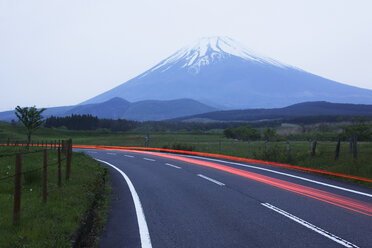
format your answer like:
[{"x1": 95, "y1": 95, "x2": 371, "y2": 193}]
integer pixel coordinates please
[
  {"x1": 1, "y1": 123, "x2": 372, "y2": 186},
  {"x1": 0, "y1": 145, "x2": 110, "y2": 247}
]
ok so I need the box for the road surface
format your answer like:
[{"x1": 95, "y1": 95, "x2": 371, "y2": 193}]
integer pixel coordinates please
[{"x1": 76, "y1": 148, "x2": 372, "y2": 248}]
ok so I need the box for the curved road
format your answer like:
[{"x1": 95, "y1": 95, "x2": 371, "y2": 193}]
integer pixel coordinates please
[{"x1": 76, "y1": 148, "x2": 372, "y2": 248}]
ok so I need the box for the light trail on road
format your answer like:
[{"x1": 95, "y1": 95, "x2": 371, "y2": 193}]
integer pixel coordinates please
[
  {"x1": 71, "y1": 144, "x2": 372, "y2": 183},
  {"x1": 84, "y1": 147, "x2": 372, "y2": 217}
]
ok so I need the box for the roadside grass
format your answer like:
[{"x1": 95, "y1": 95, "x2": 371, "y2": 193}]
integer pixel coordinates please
[
  {"x1": 1, "y1": 123, "x2": 371, "y2": 186},
  {"x1": 0, "y1": 146, "x2": 110, "y2": 247}
]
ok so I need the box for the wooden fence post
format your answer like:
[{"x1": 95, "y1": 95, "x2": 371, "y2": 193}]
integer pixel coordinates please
[
  {"x1": 7, "y1": 138, "x2": 10, "y2": 146},
  {"x1": 208, "y1": 141, "x2": 210, "y2": 153},
  {"x1": 286, "y1": 141, "x2": 290, "y2": 156},
  {"x1": 311, "y1": 140, "x2": 317, "y2": 157},
  {"x1": 219, "y1": 141, "x2": 221, "y2": 154},
  {"x1": 247, "y1": 141, "x2": 250, "y2": 158},
  {"x1": 335, "y1": 138, "x2": 341, "y2": 160},
  {"x1": 349, "y1": 137, "x2": 353, "y2": 153},
  {"x1": 61, "y1": 140, "x2": 65, "y2": 154},
  {"x1": 66, "y1": 139, "x2": 72, "y2": 181},
  {"x1": 43, "y1": 149, "x2": 47, "y2": 203},
  {"x1": 69, "y1": 138, "x2": 72, "y2": 154},
  {"x1": 353, "y1": 135, "x2": 358, "y2": 159},
  {"x1": 58, "y1": 147, "x2": 62, "y2": 188},
  {"x1": 13, "y1": 153, "x2": 22, "y2": 225},
  {"x1": 231, "y1": 140, "x2": 234, "y2": 156},
  {"x1": 265, "y1": 140, "x2": 268, "y2": 153}
]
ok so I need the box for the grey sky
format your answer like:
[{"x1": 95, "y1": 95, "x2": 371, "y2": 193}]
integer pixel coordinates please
[{"x1": 1, "y1": 0, "x2": 372, "y2": 111}]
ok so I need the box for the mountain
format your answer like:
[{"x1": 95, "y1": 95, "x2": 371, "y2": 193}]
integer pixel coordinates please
[
  {"x1": 81, "y1": 36, "x2": 372, "y2": 109},
  {"x1": 0, "y1": 106, "x2": 76, "y2": 122},
  {"x1": 122, "y1": 99, "x2": 216, "y2": 121},
  {"x1": 0, "y1": 98, "x2": 216, "y2": 122},
  {"x1": 65, "y1": 97, "x2": 131, "y2": 119},
  {"x1": 172, "y1": 101, "x2": 372, "y2": 122}
]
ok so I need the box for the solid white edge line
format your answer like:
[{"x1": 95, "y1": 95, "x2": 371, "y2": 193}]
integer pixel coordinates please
[
  {"x1": 95, "y1": 158, "x2": 152, "y2": 248},
  {"x1": 106, "y1": 152, "x2": 117, "y2": 155},
  {"x1": 179, "y1": 154, "x2": 372, "y2": 198},
  {"x1": 143, "y1": 158, "x2": 155, "y2": 162},
  {"x1": 124, "y1": 155, "x2": 135, "y2": 158},
  {"x1": 261, "y1": 203, "x2": 359, "y2": 248},
  {"x1": 197, "y1": 174, "x2": 225, "y2": 186},
  {"x1": 165, "y1": 163, "x2": 181, "y2": 169}
]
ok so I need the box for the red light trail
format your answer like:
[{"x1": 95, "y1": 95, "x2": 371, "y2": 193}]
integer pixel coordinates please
[
  {"x1": 72, "y1": 144, "x2": 372, "y2": 183},
  {"x1": 2, "y1": 143, "x2": 371, "y2": 216},
  {"x1": 74, "y1": 145, "x2": 372, "y2": 217}
]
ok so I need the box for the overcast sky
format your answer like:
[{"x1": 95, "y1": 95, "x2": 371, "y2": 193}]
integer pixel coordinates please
[{"x1": 1, "y1": 0, "x2": 372, "y2": 111}]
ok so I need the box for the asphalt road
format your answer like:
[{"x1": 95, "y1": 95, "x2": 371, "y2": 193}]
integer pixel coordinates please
[{"x1": 76, "y1": 148, "x2": 372, "y2": 248}]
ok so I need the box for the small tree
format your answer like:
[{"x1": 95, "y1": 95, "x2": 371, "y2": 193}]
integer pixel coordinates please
[
  {"x1": 234, "y1": 126, "x2": 260, "y2": 141},
  {"x1": 15, "y1": 106, "x2": 46, "y2": 148},
  {"x1": 264, "y1": 128, "x2": 277, "y2": 141}
]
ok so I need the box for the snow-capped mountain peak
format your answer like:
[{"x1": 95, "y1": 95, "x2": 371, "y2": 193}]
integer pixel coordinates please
[
  {"x1": 83, "y1": 36, "x2": 372, "y2": 110},
  {"x1": 147, "y1": 36, "x2": 288, "y2": 74}
]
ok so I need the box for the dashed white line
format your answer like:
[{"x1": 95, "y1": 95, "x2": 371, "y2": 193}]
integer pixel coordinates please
[
  {"x1": 165, "y1": 163, "x2": 181, "y2": 169},
  {"x1": 143, "y1": 158, "x2": 155, "y2": 162},
  {"x1": 197, "y1": 174, "x2": 225, "y2": 186},
  {"x1": 180, "y1": 154, "x2": 372, "y2": 198},
  {"x1": 88, "y1": 151, "x2": 97, "y2": 153},
  {"x1": 261, "y1": 203, "x2": 359, "y2": 248},
  {"x1": 106, "y1": 152, "x2": 117, "y2": 155},
  {"x1": 124, "y1": 155, "x2": 135, "y2": 158},
  {"x1": 95, "y1": 159, "x2": 152, "y2": 248}
]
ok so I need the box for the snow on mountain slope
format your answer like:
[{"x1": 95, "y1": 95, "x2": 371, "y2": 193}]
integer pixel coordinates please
[
  {"x1": 82, "y1": 36, "x2": 372, "y2": 109},
  {"x1": 143, "y1": 36, "x2": 289, "y2": 75}
]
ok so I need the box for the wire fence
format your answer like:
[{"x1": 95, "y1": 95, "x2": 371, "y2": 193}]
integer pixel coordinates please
[
  {"x1": 142, "y1": 136, "x2": 367, "y2": 160},
  {"x1": 0, "y1": 139, "x2": 72, "y2": 225}
]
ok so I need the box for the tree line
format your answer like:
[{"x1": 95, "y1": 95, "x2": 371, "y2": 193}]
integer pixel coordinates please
[
  {"x1": 224, "y1": 122, "x2": 372, "y2": 142},
  {"x1": 43, "y1": 115, "x2": 252, "y2": 132},
  {"x1": 44, "y1": 115, "x2": 138, "y2": 131}
]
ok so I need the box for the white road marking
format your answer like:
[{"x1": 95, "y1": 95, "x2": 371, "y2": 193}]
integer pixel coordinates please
[
  {"x1": 95, "y1": 159, "x2": 152, "y2": 248},
  {"x1": 143, "y1": 158, "x2": 155, "y2": 162},
  {"x1": 261, "y1": 203, "x2": 359, "y2": 248},
  {"x1": 88, "y1": 151, "x2": 97, "y2": 154},
  {"x1": 180, "y1": 154, "x2": 372, "y2": 198},
  {"x1": 106, "y1": 152, "x2": 116, "y2": 155},
  {"x1": 124, "y1": 155, "x2": 135, "y2": 158},
  {"x1": 197, "y1": 174, "x2": 225, "y2": 186},
  {"x1": 165, "y1": 163, "x2": 181, "y2": 169}
]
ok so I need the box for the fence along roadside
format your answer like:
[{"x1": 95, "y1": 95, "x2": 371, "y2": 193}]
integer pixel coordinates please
[{"x1": 0, "y1": 139, "x2": 72, "y2": 225}]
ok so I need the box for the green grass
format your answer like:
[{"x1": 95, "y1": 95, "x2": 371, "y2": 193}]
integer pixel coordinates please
[
  {"x1": 1, "y1": 123, "x2": 371, "y2": 185},
  {"x1": 0, "y1": 145, "x2": 110, "y2": 247}
]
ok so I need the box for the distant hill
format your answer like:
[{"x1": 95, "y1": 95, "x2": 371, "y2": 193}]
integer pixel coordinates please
[
  {"x1": 172, "y1": 101, "x2": 372, "y2": 122},
  {"x1": 0, "y1": 98, "x2": 216, "y2": 122},
  {"x1": 65, "y1": 97, "x2": 131, "y2": 119},
  {"x1": 0, "y1": 105, "x2": 76, "y2": 122},
  {"x1": 122, "y1": 99, "x2": 217, "y2": 121}
]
